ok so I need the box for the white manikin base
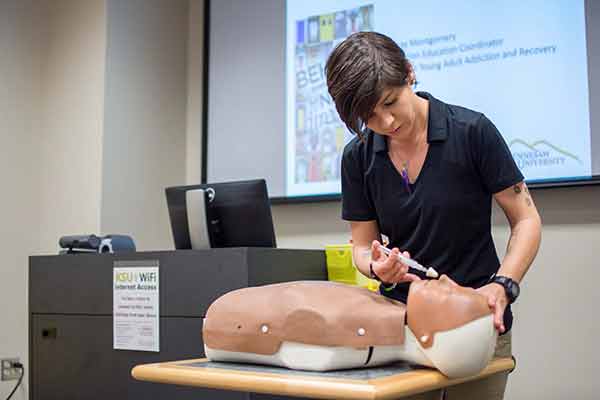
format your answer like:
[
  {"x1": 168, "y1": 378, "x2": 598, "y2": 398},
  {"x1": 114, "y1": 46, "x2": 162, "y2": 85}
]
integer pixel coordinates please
[{"x1": 204, "y1": 314, "x2": 497, "y2": 378}]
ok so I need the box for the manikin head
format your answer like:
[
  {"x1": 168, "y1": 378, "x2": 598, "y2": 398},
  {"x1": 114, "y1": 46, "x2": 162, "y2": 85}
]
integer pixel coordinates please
[
  {"x1": 407, "y1": 275, "x2": 497, "y2": 378},
  {"x1": 408, "y1": 274, "x2": 491, "y2": 348}
]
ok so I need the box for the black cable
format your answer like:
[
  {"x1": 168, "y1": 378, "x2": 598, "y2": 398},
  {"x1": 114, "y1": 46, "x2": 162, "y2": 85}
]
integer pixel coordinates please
[{"x1": 5, "y1": 362, "x2": 24, "y2": 400}]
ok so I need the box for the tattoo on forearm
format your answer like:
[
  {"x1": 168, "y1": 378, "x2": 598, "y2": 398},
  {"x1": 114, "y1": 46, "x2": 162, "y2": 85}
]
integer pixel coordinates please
[
  {"x1": 514, "y1": 183, "x2": 533, "y2": 207},
  {"x1": 513, "y1": 185, "x2": 521, "y2": 194}
]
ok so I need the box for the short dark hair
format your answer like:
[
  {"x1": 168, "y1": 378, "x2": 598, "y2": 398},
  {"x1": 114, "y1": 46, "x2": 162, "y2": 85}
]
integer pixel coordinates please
[{"x1": 325, "y1": 32, "x2": 411, "y2": 140}]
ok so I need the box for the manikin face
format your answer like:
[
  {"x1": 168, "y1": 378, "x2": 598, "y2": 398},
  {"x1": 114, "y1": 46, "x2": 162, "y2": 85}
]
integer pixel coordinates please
[
  {"x1": 365, "y1": 85, "x2": 417, "y2": 139},
  {"x1": 407, "y1": 275, "x2": 491, "y2": 348},
  {"x1": 418, "y1": 274, "x2": 471, "y2": 296}
]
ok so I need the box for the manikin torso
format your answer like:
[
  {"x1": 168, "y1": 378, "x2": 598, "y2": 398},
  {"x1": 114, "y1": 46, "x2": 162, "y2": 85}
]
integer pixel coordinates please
[{"x1": 203, "y1": 276, "x2": 497, "y2": 378}]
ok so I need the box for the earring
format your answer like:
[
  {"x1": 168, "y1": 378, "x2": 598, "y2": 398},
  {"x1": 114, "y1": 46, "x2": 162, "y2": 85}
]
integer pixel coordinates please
[{"x1": 407, "y1": 71, "x2": 417, "y2": 88}]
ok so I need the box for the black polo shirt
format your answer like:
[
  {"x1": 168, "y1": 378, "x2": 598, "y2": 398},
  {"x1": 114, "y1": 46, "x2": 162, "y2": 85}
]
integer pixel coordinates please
[{"x1": 341, "y1": 92, "x2": 523, "y2": 332}]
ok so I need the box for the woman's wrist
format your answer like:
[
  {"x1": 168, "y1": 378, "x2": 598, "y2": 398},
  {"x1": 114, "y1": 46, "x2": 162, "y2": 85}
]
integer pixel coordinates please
[
  {"x1": 369, "y1": 262, "x2": 382, "y2": 281},
  {"x1": 369, "y1": 262, "x2": 396, "y2": 290}
]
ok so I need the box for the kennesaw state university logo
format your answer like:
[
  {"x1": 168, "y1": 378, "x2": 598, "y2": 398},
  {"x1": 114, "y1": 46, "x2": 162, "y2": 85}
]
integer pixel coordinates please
[{"x1": 509, "y1": 139, "x2": 582, "y2": 170}]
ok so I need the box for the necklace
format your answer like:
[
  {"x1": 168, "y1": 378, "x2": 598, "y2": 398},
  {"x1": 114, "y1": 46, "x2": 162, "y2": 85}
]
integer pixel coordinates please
[
  {"x1": 388, "y1": 128, "x2": 427, "y2": 193},
  {"x1": 400, "y1": 160, "x2": 412, "y2": 193}
]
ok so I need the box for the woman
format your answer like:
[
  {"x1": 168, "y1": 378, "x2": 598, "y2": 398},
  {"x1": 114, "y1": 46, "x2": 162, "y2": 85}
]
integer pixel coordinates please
[{"x1": 326, "y1": 31, "x2": 541, "y2": 399}]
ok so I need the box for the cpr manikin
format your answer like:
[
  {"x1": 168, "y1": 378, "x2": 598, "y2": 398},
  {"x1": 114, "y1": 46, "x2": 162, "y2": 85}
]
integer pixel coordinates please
[{"x1": 202, "y1": 276, "x2": 497, "y2": 379}]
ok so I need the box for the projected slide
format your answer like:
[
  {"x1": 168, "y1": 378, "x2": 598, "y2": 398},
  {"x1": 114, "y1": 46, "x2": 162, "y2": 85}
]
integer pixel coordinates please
[{"x1": 285, "y1": 0, "x2": 590, "y2": 197}]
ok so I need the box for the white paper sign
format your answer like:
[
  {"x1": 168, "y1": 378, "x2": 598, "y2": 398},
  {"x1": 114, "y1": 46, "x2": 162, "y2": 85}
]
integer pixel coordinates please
[{"x1": 113, "y1": 261, "x2": 159, "y2": 352}]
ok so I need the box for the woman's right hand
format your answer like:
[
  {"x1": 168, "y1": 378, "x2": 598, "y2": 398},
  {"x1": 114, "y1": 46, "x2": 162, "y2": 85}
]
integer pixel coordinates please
[{"x1": 370, "y1": 240, "x2": 421, "y2": 283}]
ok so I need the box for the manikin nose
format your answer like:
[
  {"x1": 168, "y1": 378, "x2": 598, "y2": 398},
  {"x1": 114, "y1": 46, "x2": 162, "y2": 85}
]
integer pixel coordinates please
[{"x1": 439, "y1": 274, "x2": 458, "y2": 287}]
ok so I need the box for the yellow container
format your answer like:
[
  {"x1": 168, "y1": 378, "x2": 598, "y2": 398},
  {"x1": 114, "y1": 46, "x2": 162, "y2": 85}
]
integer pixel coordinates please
[{"x1": 325, "y1": 244, "x2": 379, "y2": 291}]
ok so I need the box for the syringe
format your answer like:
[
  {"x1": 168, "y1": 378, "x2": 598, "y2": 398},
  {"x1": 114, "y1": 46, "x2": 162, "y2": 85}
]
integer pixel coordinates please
[{"x1": 379, "y1": 246, "x2": 439, "y2": 279}]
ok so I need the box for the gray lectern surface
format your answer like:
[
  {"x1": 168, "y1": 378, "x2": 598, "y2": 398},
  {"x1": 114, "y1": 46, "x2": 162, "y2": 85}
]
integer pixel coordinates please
[{"x1": 29, "y1": 248, "x2": 326, "y2": 400}]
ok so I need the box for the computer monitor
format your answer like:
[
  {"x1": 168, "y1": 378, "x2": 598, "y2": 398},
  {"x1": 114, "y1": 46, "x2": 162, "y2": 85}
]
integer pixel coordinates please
[{"x1": 165, "y1": 179, "x2": 277, "y2": 249}]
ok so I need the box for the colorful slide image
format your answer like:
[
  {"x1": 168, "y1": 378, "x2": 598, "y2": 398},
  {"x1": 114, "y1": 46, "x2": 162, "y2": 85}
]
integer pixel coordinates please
[{"x1": 289, "y1": 3, "x2": 374, "y2": 195}]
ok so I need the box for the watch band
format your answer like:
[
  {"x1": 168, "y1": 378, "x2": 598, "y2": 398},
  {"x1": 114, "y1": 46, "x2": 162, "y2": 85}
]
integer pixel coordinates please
[
  {"x1": 369, "y1": 262, "x2": 381, "y2": 281},
  {"x1": 369, "y1": 263, "x2": 396, "y2": 291},
  {"x1": 492, "y1": 275, "x2": 520, "y2": 304}
]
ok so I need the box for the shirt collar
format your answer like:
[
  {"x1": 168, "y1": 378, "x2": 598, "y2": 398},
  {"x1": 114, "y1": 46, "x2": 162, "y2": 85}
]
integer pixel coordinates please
[{"x1": 372, "y1": 91, "x2": 448, "y2": 153}]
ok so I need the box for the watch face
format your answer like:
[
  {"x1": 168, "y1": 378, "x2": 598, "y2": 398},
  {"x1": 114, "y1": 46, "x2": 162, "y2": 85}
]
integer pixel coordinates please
[
  {"x1": 495, "y1": 276, "x2": 519, "y2": 303},
  {"x1": 509, "y1": 281, "x2": 520, "y2": 299}
]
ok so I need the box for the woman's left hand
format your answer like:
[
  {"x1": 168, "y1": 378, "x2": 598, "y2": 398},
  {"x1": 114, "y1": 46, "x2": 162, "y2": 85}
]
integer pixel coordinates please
[{"x1": 476, "y1": 283, "x2": 508, "y2": 333}]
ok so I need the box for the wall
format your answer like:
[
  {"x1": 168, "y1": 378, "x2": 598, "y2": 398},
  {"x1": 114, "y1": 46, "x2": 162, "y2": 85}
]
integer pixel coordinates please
[
  {"x1": 0, "y1": 1, "x2": 45, "y2": 398},
  {"x1": 100, "y1": 0, "x2": 189, "y2": 250},
  {"x1": 37, "y1": 0, "x2": 106, "y2": 253},
  {"x1": 1, "y1": 1, "x2": 190, "y2": 398},
  {"x1": 0, "y1": 0, "x2": 106, "y2": 398},
  {"x1": 0, "y1": 0, "x2": 106, "y2": 397},
  {"x1": 186, "y1": 0, "x2": 204, "y2": 184}
]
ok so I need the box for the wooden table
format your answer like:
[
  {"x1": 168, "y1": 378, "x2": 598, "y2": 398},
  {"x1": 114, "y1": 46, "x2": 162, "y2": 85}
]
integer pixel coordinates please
[{"x1": 132, "y1": 357, "x2": 515, "y2": 400}]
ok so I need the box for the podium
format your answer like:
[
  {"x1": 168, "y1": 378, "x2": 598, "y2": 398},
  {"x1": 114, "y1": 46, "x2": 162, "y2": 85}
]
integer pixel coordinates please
[{"x1": 29, "y1": 248, "x2": 326, "y2": 400}]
